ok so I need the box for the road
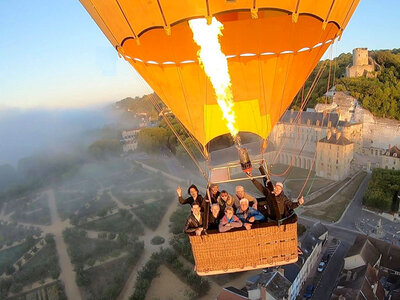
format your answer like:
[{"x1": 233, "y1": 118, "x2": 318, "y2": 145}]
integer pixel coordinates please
[
  {"x1": 295, "y1": 172, "x2": 372, "y2": 300},
  {"x1": 116, "y1": 182, "x2": 180, "y2": 300},
  {"x1": 47, "y1": 189, "x2": 82, "y2": 300},
  {"x1": 310, "y1": 241, "x2": 348, "y2": 300},
  {"x1": 337, "y1": 173, "x2": 371, "y2": 228}
]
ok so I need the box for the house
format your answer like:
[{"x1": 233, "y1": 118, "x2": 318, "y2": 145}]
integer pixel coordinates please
[
  {"x1": 217, "y1": 287, "x2": 249, "y2": 300},
  {"x1": 332, "y1": 264, "x2": 385, "y2": 300},
  {"x1": 380, "y1": 144, "x2": 400, "y2": 170},
  {"x1": 344, "y1": 235, "x2": 381, "y2": 270},
  {"x1": 333, "y1": 235, "x2": 400, "y2": 300},
  {"x1": 246, "y1": 270, "x2": 292, "y2": 300},
  {"x1": 316, "y1": 130, "x2": 354, "y2": 181}
]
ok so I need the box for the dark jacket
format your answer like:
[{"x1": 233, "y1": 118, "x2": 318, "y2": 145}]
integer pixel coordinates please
[
  {"x1": 208, "y1": 211, "x2": 223, "y2": 231},
  {"x1": 251, "y1": 178, "x2": 298, "y2": 220},
  {"x1": 178, "y1": 194, "x2": 206, "y2": 211},
  {"x1": 184, "y1": 213, "x2": 204, "y2": 234},
  {"x1": 251, "y1": 178, "x2": 278, "y2": 219},
  {"x1": 205, "y1": 189, "x2": 220, "y2": 204},
  {"x1": 274, "y1": 192, "x2": 299, "y2": 219}
]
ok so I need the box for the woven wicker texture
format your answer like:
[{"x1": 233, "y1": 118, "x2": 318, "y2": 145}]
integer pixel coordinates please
[{"x1": 189, "y1": 221, "x2": 298, "y2": 275}]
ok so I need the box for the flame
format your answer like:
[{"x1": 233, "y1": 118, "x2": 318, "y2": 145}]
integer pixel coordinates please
[{"x1": 189, "y1": 17, "x2": 238, "y2": 138}]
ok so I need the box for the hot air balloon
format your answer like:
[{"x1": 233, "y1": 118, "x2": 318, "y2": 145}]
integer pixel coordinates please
[{"x1": 79, "y1": 0, "x2": 359, "y2": 275}]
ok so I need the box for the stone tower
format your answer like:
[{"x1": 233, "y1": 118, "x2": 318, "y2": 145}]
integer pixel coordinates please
[
  {"x1": 346, "y1": 48, "x2": 375, "y2": 78},
  {"x1": 353, "y1": 48, "x2": 369, "y2": 66}
]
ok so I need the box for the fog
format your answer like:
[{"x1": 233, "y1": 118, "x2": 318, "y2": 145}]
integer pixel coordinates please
[{"x1": 0, "y1": 107, "x2": 122, "y2": 166}]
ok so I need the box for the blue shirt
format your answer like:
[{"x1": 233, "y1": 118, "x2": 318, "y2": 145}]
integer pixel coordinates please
[{"x1": 236, "y1": 207, "x2": 265, "y2": 223}]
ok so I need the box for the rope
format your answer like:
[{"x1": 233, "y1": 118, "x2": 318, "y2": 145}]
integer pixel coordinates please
[
  {"x1": 269, "y1": 57, "x2": 330, "y2": 190},
  {"x1": 147, "y1": 92, "x2": 209, "y2": 181},
  {"x1": 124, "y1": 54, "x2": 209, "y2": 182},
  {"x1": 305, "y1": 173, "x2": 317, "y2": 196},
  {"x1": 296, "y1": 148, "x2": 317, "y2": 199},
  {"x1": 282, "y1": 135, "x2": 309, "y2": 183},
  {"x1": 270, "y1": 59, "x2": 328, "y2": 168}
]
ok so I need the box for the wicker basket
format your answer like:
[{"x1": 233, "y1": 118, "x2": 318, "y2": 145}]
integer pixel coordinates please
[{"x1": 189, "y1": 216, "x2": 298, "y2": 276}]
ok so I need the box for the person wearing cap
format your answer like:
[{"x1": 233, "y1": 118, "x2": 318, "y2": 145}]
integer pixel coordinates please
[
  {"x1": 234, "y1": 186, "x2": 258, "y2": 209},
  {"x1": 219, "y1": 206, "x2": 243, "y2": 233},
  {"x1": 236, "y1": 198, "x2": 265, "y2": 230},
  {"x1": 184, "y1": 202, "x2": 204, "y2": 236},
  {"x1": 249, "y1": 174, "x2": 304, "y2": 220},
  {"x1": 204, "y1": 183, "x2": 220, "y2": 204},
  {"x1": 272, "y1": 182, "x2": 304, "y2": 220}
]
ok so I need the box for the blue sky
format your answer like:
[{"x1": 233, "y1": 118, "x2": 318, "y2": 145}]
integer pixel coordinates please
[{"x1": 0, "y1": 0, "x2": 397, "y2": 109}]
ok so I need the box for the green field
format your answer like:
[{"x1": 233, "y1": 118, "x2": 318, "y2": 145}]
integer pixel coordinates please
[{"x1": 303, "y1": 171, "x2": 367, "y2": 222}]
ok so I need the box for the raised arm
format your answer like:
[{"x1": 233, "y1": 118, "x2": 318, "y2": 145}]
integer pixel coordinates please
[{"x1": 284, "y1": 195, "x2": 304, "y2": 210}]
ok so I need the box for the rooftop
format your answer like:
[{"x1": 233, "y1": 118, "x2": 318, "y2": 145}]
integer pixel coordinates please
[
  {"x1": 300, "y1": 222, "x2": 328, "y2": 257},
  {"x1": 279, "y1": 110, "x2": 340, "y2": 127},
  {"x1": 385, "y1": 145, "x2": 400, "y2": 158},
  {"x1": 218, "y1": 287, "x2": 249, "y2": 300},
  {"x1": 367, "y1": 236, "x2": 400, "y2": 272},
  {"x1": 336, "y1": 264, "x2": 385, "y2": 300},
  {"x1": 282, "y1": 263, "x2": 301, "y2": 283},
  {"x1": 264, "y1": 272, "x2": 292, "y2": 299},
  {"x1": 345, "y1": 235, "x2": 380, "y2": 269},
  {"x1": 319, "y1": 132, "x2": 353, "y2": 146}
]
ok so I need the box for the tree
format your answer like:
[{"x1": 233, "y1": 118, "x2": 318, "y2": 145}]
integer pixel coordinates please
[
  {"x1": 137, "y1": 127, "x2": 168, "y2": 153},
  {"x1": 89, "y1": 139, "x2": 121, "y2": 159}
]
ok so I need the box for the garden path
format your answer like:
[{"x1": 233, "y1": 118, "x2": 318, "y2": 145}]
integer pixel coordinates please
[
  {"x1": 116, "y1": 181, "x2": 179, "y2": 300},
  {"x1": 47, "y1": 189, "x2": 82, "y2": 300}
]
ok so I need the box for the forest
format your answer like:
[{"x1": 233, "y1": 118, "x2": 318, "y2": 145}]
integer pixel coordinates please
[{"x1": 291, "y1": 48, "x2": 400, "y2": 120}]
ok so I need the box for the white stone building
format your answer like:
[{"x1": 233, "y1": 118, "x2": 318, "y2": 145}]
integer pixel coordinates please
[{"x1": 121, "y1": 128, "x2": 140, "y2": 152}]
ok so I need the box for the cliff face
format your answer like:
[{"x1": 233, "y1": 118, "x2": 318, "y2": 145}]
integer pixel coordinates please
[
  {"x1": 332, "y1": 92, "x2": 400, "y2": 149},
  {"x1": 357, "y1": 111, "x2": 400, "y2": 148}
]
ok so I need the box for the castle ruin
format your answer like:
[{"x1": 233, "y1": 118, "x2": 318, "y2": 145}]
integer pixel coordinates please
[{"x1": 346, "y1": 48, "x2": 375, "y2": 78}]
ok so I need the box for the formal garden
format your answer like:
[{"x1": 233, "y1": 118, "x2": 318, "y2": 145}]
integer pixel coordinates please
[
  {"x1": 0, "y1": 236, "x2": 39, "y2": 276},
  {"x1": 130, "y1": 248, "x2": 210, "y2": 300},
  {"x1": 79, "y1": 209, "x2": 144, "y2": 235},
  {"x1": 0, "y1": 234, "x2": 61, "y2": 298},
  {"x1": 7, "y1": 280, "x2": 66, "y2": 300},
  {"x1": 9, "y1": 193, "x2": 51, "y2": 225},
  {"x1": 63, "y1": 228, "x2": 130, "y2": 268},
  {"x1": 0, "y1": 222, "x2": 41, "y2": 250},
  {"x1": 54, "y1": 190, "x2": 98, "y2": 221},
  {"x1": 132, "y1": 191, "x2": 175, "y2": 230},
  {"x1": 78, "y1": 242, "x2": 144, "y2": 300}
]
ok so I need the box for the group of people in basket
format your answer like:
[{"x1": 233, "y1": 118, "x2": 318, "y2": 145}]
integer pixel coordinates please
[{"x1": 177, "y1": 176, "x2": 304, "y2": 236}]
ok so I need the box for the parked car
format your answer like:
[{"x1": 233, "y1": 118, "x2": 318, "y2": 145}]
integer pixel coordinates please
[
  {"x1": 317, "y1": 261, "x2": 326, "y2": 272},
  {"x1": 304, "y1": 285, "x2": 314, "y2": 299},
  {"x1": 322, "y1": 253, "x2": 331, "y2": 263}
]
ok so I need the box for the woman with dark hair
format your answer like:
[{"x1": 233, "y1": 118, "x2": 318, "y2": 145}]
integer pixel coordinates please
[{"x1": 176, "y1": 184, "x2": 205, "y2": 211}]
